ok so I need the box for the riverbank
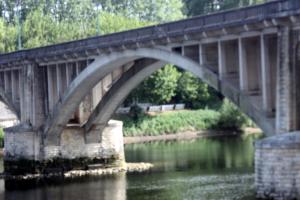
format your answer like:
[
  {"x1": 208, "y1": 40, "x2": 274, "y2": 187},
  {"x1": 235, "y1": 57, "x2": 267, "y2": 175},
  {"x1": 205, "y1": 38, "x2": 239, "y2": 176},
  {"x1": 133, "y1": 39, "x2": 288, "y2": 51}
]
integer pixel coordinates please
[
  {"x1": 116, "y1": 103, "x2": 255, "y2": 137},
  {"x1": 124, "y1": 128, "x2": 262, "y2": 144}
]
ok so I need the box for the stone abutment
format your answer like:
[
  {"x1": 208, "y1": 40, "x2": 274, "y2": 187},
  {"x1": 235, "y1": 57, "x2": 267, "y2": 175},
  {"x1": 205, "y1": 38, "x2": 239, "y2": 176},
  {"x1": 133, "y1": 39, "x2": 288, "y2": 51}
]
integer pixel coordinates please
[
  {"x1": 3, "y1": 120, "x2": 125, "y2": 175},
  {"x1": 255, "y1": 132, "x2": 300, "y2": 200}
]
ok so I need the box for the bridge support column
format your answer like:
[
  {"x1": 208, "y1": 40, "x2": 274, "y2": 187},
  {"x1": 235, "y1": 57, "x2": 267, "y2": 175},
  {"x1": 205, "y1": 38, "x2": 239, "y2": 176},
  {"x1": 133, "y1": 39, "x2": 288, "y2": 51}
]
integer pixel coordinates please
[
  {"x1": 3, "y1": 120, "x2": 125, "y2": 175},
  {"x1": 255, "y1": 132, "x2": 300, "y2": 200},
  {"x1": 276, "y1": 27, "x2": 300, "y2": 133}
]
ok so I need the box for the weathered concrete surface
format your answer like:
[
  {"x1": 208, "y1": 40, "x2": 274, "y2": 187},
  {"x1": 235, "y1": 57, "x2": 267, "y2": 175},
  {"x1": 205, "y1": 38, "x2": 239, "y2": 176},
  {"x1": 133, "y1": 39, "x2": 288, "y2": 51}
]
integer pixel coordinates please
[
  {"x1": 84, "y1": 60, "x2": 166, "y2": 139},
  {"x1": 255, "y1": 132, "x2": 300, "y2": 200},
  {"x1": 44, "y1": 48, "x2": 212, "y2": 146},
  {"x1": 4, "y1": 124, "x2": 40, "y2": 161},
  {"x1": 4, "y1": 120, "x2": 125, "y2": 175}
]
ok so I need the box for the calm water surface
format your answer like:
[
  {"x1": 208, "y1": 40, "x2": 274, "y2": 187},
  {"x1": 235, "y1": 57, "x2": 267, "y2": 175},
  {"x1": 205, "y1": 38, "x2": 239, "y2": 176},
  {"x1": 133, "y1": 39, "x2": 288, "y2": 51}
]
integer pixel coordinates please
[{"x1": 0, "y1": 134, "x2": 260, "y2": 200}]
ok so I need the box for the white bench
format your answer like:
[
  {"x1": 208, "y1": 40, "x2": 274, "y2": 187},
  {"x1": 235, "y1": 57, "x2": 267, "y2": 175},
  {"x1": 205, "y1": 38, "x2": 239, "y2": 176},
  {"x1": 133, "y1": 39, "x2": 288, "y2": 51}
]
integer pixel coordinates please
[
  {"x1": 116, "y1": 107, "x2": 130, "y2": 114},
  {"x1": 148, "y1": 106, "x2": 161, "y2": 112},
  {"x1": 174, "y1": 104, "x2": 185, "y2": 110},
  {"x1": 161, "y1": 104, "x2": 175, "y2": 111}
]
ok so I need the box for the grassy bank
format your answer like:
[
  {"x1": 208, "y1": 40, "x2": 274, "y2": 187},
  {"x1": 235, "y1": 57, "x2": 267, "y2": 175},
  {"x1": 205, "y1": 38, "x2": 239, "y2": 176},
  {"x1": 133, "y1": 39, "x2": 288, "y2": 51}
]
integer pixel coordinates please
[{"x1": 115, "y1": 100, "x2": 255, "y2": 137}]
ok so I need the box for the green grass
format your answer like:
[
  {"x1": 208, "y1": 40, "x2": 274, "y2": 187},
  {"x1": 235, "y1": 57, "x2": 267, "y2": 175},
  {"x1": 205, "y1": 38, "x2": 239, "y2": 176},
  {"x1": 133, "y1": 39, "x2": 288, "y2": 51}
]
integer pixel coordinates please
[
  {"x1": 116, "y1": 109, "x2": 240, "y2": 137},
  {"x1": 115, "y1": 100, "x2": 253, "y2": 137}
]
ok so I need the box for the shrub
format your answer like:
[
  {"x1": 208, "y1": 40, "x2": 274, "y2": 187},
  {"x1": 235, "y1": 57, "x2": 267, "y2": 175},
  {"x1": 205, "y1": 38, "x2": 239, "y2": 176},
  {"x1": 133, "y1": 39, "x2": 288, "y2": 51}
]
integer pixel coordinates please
[
  {"x1": 129, "y1": 104, "x2": 145, "y2": 123},
  {"x1": 216, "y1": 99, "x2": 249, "y2": 130}
]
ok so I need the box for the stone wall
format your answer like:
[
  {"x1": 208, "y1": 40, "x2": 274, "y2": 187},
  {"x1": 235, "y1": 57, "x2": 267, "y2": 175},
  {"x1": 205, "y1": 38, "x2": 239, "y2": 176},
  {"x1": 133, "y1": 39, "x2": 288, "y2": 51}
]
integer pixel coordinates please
[{"x1": 255, "y1": 132, "x2": 300, "y2": 200}]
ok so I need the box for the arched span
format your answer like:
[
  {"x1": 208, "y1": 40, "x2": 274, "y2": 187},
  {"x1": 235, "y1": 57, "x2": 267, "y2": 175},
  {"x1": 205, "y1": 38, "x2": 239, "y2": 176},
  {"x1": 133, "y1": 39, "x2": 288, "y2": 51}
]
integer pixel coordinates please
[
  {"x1": 44, "y1": 47, "x2": 219, "y2": 145},
  {"x1": 84, "y1": 59, "x2": 166, "y2": 143}
]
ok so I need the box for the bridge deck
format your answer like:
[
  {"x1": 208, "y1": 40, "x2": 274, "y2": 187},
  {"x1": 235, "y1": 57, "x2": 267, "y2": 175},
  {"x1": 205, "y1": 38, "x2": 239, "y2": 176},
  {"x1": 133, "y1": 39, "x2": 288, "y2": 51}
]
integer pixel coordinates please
[{"x1": 0, "y1": 0, "x2": 300, "y2": 66}]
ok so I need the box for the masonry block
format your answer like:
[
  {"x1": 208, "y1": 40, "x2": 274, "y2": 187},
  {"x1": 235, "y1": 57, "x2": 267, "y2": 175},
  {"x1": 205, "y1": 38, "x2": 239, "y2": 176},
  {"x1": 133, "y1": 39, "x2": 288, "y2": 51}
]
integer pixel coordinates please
[{"x1": 255, "y1": 132, "x2": 300, "y2": 200}]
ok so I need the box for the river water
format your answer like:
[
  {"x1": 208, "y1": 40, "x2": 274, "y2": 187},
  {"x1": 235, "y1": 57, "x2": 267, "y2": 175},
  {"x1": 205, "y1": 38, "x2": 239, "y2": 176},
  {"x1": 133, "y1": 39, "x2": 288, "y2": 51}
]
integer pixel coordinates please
[{"x1": 0, "y1": 134, "x2": 260, "y2": 200}]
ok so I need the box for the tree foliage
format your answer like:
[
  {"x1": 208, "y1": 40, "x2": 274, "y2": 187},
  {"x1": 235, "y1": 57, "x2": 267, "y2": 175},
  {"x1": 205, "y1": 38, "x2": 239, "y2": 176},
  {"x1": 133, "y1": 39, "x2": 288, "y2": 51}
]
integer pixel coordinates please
[
  {"x1": 128, "y1": 65, "x2": 181, "y2": 104},
  {"x1": 216, "y1": 99, "x2": 250, "y2": 130},
  {"x1": 0, "y1": 18, "x2": 17, "y2": 52},
  {"x1": 184, "y1": 0, "x2": 267, "y2": 17},
  {"x1": 94, "y1": 0, "x2": 184, "y2": 22},
  {"x1": 176, "y1": 72, "x2": 210, "y2": 108}
]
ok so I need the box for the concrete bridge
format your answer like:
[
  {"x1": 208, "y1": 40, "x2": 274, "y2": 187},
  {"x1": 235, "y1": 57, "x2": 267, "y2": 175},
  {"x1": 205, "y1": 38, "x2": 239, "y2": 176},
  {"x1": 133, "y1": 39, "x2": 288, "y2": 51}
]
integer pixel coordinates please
[{"x1": 1, "y1": 0, "x2": 300, "y2": 198}]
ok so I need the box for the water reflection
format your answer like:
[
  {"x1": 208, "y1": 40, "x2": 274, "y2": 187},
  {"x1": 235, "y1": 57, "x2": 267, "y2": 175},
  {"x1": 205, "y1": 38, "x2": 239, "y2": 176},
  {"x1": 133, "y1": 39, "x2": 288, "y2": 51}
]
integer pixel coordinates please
[
  {"x1": 0, "y1": 134, "x2": 260, "y2": 200},
  {"x1": 125, "y1": 135, "x2": 256, "y2": 173},
  {"x1": 1, "y1": 174, "x2": 126, "y2": 200}
]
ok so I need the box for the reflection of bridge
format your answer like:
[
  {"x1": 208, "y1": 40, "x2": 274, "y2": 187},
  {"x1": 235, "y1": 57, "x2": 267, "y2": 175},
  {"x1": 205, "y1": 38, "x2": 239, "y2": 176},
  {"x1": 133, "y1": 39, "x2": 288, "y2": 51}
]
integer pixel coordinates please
[{"x1": 1, "y1": 1, "x2": 300, "y2": 198}]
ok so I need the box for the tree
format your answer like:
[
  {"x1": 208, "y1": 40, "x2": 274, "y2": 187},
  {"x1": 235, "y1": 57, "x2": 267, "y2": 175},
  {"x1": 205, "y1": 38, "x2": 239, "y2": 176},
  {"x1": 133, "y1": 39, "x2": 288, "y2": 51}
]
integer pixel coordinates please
[
  {"x1": 147, "y1": 65, "x2": 181, "y2": 104},
  {"x1": 22, "y1": 8, "x2": 58, "y2": 48},
  {"x1": 127, "y1": 65, "x2": 181, "y2": 104},
  {"x1": 0, "y1": 18, "x2": 17, "y2": 53},
  {"x1": 183, "y1": 0, "x2": 267, "y2": 17},
  {"x1": 175, "y1": 72, "x2": 210, "y2": 108},
  {"x1": 94, "y1": 0, "x2": 185, "y2": 22}
]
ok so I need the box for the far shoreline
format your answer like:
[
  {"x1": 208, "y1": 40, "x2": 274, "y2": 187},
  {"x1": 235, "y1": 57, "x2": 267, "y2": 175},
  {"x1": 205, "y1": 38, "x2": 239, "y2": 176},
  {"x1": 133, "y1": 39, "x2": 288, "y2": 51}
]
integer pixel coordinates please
[{"x1": 124, "y1": 128, "x2": 262, "y2": 144}]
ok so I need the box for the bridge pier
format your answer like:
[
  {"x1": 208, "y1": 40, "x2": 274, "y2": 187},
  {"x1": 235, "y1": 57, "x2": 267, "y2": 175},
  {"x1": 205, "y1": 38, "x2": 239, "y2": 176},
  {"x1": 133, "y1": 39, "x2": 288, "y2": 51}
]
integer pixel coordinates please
[
  {"x1": 3, "y1": 120, "x2": 125, "y2": 175},
  {"x1": 255, "y1": 132, "x2": 300, "y2": 200}
]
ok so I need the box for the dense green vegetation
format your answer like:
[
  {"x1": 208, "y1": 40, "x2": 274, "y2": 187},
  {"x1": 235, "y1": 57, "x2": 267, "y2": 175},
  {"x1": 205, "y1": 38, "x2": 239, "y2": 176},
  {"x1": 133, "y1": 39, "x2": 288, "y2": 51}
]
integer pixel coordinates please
[
  {"x1": 116, "y1": 99, "x2": 255, "y2": 137},
  {"x1": 184, "y1": 0, "x2": 265, "y2": 17}
]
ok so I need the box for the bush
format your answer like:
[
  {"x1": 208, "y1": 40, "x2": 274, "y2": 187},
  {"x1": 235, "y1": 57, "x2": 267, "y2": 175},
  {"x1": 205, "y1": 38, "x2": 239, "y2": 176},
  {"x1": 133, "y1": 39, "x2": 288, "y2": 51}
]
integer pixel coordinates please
[
  {"x1": 129, "y1": 104, "x2": 145, "y2": 123},
  {"x1": 216, "y1": 99, "x2": 249, "y2": 130}
]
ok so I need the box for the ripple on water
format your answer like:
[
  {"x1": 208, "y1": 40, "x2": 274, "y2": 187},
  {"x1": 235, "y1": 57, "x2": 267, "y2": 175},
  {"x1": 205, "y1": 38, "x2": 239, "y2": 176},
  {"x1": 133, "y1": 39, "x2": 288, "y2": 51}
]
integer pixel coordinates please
[{"x1": 127, "y1": 173, "x2": 256, "y2": 200}]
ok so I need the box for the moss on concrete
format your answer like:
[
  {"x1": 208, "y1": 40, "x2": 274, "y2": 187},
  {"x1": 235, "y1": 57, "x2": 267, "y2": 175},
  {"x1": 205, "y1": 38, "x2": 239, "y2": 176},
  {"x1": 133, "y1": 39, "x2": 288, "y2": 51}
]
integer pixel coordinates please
[{"x1": 4, "y1": 155, "x2": 122, "y2": 176}]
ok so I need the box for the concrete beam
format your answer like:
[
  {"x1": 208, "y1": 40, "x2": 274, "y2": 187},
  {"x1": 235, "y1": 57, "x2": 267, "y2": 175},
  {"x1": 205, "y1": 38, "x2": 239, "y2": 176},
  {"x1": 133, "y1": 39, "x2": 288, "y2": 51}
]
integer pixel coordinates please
[
  {"x1": 260, "y1": 34, "x2": 272, "y2": 114},
  {"x1": 4, "y1": 71, "x2": 11, "y2": 96},
  {"x1": 56, "y1": 64, "x2": 62, "y2": 99},
  {"x1": 66, "y1": 63, "x2": 71, "y2": 87},
  {"x1": 11, "y1": 70, "x2": 19, "y2": 104},
  {"x1": 0, "y1": 72, "x2": 4, "y2": 89},
  {"x1": 22, "y1": 64, "x2": 46, "y2": 127},
  {"x1": 238, "y1": 38, "x2": 248, "y2": 91},
  {"x1": 275, "y1": 27, "x2": 296, "y2": 133},
  {"x1": 47, "y1": 66, "x2": 55, "y2": 113},
  {"x1": 18, "y1": 70, "x2": 24, "y2": 120},
  {"x1": 199, "y1": 44, "x2": 203, "y2": 65},
  {"x1": 218, "y1": 41, "x2": 226, "y2": 80}
]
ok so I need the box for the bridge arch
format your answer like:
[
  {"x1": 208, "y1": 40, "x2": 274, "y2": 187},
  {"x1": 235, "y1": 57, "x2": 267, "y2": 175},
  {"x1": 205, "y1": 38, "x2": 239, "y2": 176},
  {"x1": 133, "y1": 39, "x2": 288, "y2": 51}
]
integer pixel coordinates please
[
  {"x1": 83, "y1": 60, "x2": 166, "y2": 142},
  {"x1": 44, "y1": 47, "x2": 258, "y2": 145}
]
